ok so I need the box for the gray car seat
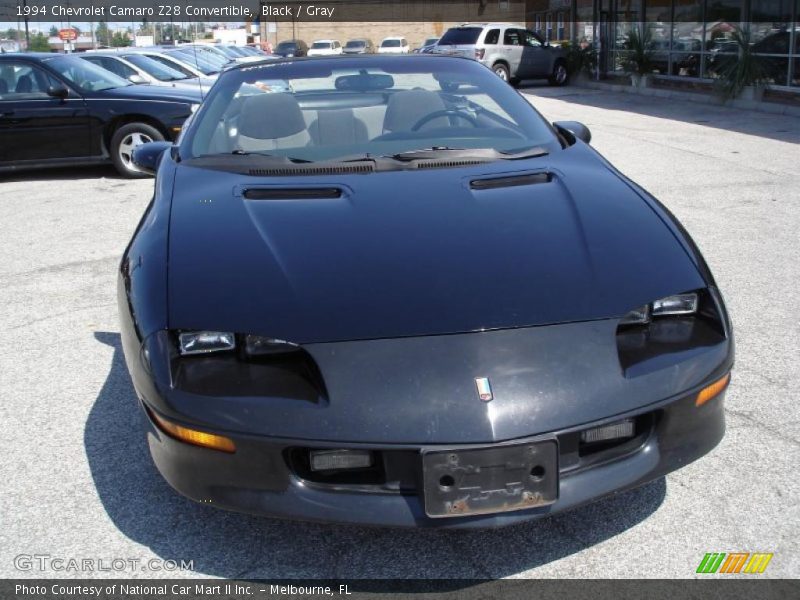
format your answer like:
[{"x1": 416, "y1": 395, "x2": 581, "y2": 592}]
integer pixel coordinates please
[
  {"x1": 15, "y1": 75, "x2": 33, "y2": 93},
  {"x1": 383, "y1": 89, "x2": 449, "y2": 133},
  {"x1": 308, "y1": 109, "x2": 369, "y2": 146},
  {"x1": 236, "y1": 93, "x2": 310, "y2": 151}
]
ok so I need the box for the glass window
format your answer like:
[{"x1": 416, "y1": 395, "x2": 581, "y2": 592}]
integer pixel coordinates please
[
  {"x1": 0, "y1": 62, "x2": 59, "y2": 99},
  {"x1": 523, "y1": 30, "x2": 544, "y2": 47},
  {"x1": 504, "y1": 29, "x2": 523, "y2": 45},
  {"x1": 125, "y1": 54, "x2": 189, "y2": 81},
  {"x1": 184, "y1": 58, "x2": 561, "y2": 163},
  {"x1": 83, "y1": 56, "x2": 137, "y2": 80},
  {"x1": 147, "y1": 54, "x2": 195, "y2": 77},
  {"x1": 438, "y1": 27, "x2": 483, "y2": 45},
  {"x1": 45, "y1": 56, "x2": 130, "y2": 91}
]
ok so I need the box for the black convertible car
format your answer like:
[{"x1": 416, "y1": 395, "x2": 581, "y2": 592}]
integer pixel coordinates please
[
  {"x1": 0, "y1": 53, "x2": 201, "y2": 177},
  {"x1": 120, "y1": 55, "x2": 733, "y2": 527}
]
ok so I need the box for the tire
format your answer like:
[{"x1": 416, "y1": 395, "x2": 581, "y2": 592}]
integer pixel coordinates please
[
  {"x1": 492, "y1": 63, "x2": 510, "y2": 83},
  {"x1": 548, "y1": 61, "x2": 569, "y2": 86},
  {"x1": 110, "y1": 122, "x2": 164, "y2": 178}
]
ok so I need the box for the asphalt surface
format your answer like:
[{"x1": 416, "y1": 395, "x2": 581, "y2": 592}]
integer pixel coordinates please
[{"x1": 1, "y1": 85, "x2": 798, "y2": 579}]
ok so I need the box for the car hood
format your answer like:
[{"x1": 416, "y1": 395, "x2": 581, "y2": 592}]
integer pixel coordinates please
[
  {"x1": 99, "y1": 84, "x2": 202, "y2": 103},
  {"x1": 167, "y1": 144, "x2": 705, "y2": 343}
]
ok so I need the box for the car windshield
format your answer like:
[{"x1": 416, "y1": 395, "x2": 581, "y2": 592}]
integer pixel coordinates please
[
  {"x1": 346, "y1": 41, "x2": 366, "y2": 48},
  {"x1": 124, "y1": 54, "x2": 188, "y2": 81},
  {"x1": 312, "y1": 42, "x2": 332, "y2": 49},
  {"x1": 276, "y1": 42, "x2": 297, "y2": 52},
  {"x1": 439, "y1": 27, "x2": 483, "y2": 45},
  {"x1": 382, "y1": 39, "x2": 401, "y2": 47},
  {"x1": 183, "y1": 57, "x2": 559, "y2": 164},
  {"x1": 167, "y1": 49, "x2": 222, "y2": 75},
  {"x1": 45, "y1": 56, "x2": 130, "y2": 91},
  {"x1": 223, "y1": 45, "x2": 249, "y2": 57},
  {"x1": 424, "y1": 38, "x2": 439, "y2": 46}
]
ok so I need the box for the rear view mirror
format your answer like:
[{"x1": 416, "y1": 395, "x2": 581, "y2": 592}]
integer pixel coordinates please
[
  {"x1": 47, "y1": 85, "x2": 69, "y2": 99},
  {"x1": 132, "y1": 141, "x2": 173, "y2": 176},
  {"x1": 128, "y1": 74, "x2": 148, "y2": 85},
  {"x1": 334, "y1": 72, "x2": 394, "y2": 91},
  {"x1": 553, "y1": 121, "x2": 592, "y2": 145}
]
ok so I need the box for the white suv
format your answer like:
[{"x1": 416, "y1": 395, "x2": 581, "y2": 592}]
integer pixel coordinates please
[
  {"x1": 378, "y1": 37, "x2": 410, "y2": 54},
  {"x1": 308, "y1": 40, "x2": 343, "y2": 56},
  {"x1": 433, "y1": 23, "x2": 568, "y2": 86}
]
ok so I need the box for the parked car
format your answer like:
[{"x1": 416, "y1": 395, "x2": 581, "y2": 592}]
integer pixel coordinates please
[
  {"x1": 378, "y1": 36, "x2": 410, "y2": 54},
  {"x1": 80, "y1": 52, "x2": 210, "y2": 91},
  {"x1": 274, "y1": 40, "x2": 308, "y2": 57},
  {"x1": 307, "y1": 40, "x2": 344, "y2": 56},
  {"x1": 111, "y1": 48, "x2": 219, "y2": 82},
  {"x1": 343, "y1": 39, "x2": 375, "y2": 54},
  {"x1": 414, "y1": 37, "x2": 440, "y2": 53},
  {"x1": 163, "y1": 47, "x2": 228, "y2": 76},
  {"x1": 124, "y1": 54, "x2": 732, "y2": 527},
  {"x1": 0, "y1": 53, "x2": 201, "y2": 177},
  {"x1": 434, "y1": 23, "x2": 568, "y2": 86}
]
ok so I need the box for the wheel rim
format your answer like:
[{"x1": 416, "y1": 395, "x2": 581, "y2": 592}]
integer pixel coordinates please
[
  {"x1": 118, "y1": 131, "x2": 154, "y2": 170},
  {"x1": 494, "y1": 67, "x2": 508, "y2": 81},
  {"x1": 555, "y1": 64, "x2": 567, "y2": 84}
]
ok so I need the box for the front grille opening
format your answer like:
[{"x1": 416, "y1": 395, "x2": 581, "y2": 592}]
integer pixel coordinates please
[
  {"x1": 286, "y1": 448, "x2": 419, "y2": 492},
  {"x1": 578, "y1": 414, "x2": 653, "y2": 460},
  {"x1": 287, "y1": 447, "x2": 386, "y2": 486}
]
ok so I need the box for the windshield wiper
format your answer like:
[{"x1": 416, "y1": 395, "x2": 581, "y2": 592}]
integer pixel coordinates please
[
  {"x1": 230, "y1": 150, "x2": 312, "y2": 163},
  {"x1": 387, "y1": 146, "x2": 549, "y2": 162}
]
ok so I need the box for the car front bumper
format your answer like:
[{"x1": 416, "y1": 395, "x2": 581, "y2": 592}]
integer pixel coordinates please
[{"x1": 142, "y1": 381, "x2": 726, "y2": 528}]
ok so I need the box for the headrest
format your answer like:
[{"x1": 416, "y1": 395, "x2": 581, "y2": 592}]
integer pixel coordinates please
[
  {"x1": 383, "y1": 89, "x2": 447, "y2": 132},
  {"x1": 238, "y1": 93, "x2": 306, "y2": 140}
]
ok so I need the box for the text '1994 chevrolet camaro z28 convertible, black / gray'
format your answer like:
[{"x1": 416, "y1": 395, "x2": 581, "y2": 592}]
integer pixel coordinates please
[{"x1": 119, "y1": 54, "x2": 733, "y2": 528}]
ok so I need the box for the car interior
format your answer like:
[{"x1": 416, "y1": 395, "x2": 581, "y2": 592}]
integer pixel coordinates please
[{"x1": 201, "y1": 80, "x2": 522, "y2": 157}]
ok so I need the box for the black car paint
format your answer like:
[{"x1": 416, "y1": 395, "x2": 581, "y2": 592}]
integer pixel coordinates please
[
  {"x1": 118, "y1": 55, "x2": 733, "y2": 526},
  {"x1": 0, "y1": 54, "x2": 200, "y2": 171}
]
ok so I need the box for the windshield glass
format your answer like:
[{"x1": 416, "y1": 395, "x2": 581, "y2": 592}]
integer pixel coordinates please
[
  {"x1": 346, "y1": 41, "x2": 366, "y2": 48},
  {"x1": 124, "y1": 54, "x2": 188, "y2": 81},
  {"x1": 382, "y1": 39, "x2": 401, "y2": 47},
  {"x1": 439, "y1": 27, "x2": 483, "y2": 45},
  {"x1": 311, "y1": 42, "x2": 332, "y2": 49},
  {"x1": 424, "y1": 38, "x2": 439, "y2": 46},
  {"x1": 223, "y1": 45, "x2": 249, "y2": 57},
  {"x1": 45, "y1": 56, "x2": 130, "y2": 91},
  {"x1": 167, "y1": 49, "x2": 222, "y2": 75},
  {"x1": 276, "y1": 42, "x2": 297, "y2": 52},
  {"x1": 183, "y1": 57, "x2": 558, "y2": 164}
]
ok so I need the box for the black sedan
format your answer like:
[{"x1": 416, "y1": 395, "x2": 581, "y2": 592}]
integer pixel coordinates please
[
  {"x1": 120, "y1": 55, "x2": 733, "y2": 527},
  {"x1": 0, "y1": 53, "x2": 202, "y2": 177}
]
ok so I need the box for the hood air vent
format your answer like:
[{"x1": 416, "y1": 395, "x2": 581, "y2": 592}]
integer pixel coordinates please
[
  {"x1": 248, "y1": 164, "x2": 374, "y2": 177},
  {"x1": 470, "y1": 172, "x2": 552, "y2": 190},
  {"x1": 243, "y1": 188, "x2": 342, "y2": 200},
  {"x1": 415, "y1": 159, "x2": 488, "y2": 170}
]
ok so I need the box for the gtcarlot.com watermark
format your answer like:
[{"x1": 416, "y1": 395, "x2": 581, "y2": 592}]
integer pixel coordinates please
[{"x1": 14, "y1": 554, "x2": 194, "y2": 573}]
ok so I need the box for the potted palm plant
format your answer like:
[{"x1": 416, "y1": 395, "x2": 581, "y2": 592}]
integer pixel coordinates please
[
  {"x1": 563, "y1": 41, "x2": 597, "y2": 84},
  {"x1": 622, "y1": 26, "x2": 654, "y2": 88},
  {"x1": 712, "y1": 26, "x2": 769, "y2": 102}
]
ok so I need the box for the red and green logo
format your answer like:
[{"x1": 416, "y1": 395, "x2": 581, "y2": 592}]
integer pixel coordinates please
[{"x1": 697, "y1": 553, "x2": 773, "y2": 574}]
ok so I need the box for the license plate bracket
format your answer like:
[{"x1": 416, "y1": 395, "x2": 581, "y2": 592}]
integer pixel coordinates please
[{"x1": 421, "y1": 440, "x2": 558, "y2": 518}]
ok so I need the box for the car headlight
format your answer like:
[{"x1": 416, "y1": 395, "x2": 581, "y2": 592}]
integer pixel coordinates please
[
  {"x1": 178, "y1": 331, "x2": 235, "y2": 355},
  {"x1": 620, "y1": 292, "x2": 698, "y2": 325}
]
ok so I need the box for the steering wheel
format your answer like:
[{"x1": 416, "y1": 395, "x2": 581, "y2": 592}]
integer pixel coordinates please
[{"x1": 411, "y1": 109, "x2": 479, "y2": 131}]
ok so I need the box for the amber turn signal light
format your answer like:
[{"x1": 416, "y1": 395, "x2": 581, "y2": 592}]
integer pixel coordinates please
[
  {"x1": 695, "y1": 372, "x2": 731, "y2": 407},
  {"x1": 149, "y1": 409, "x2": 236, "y2": 453}
]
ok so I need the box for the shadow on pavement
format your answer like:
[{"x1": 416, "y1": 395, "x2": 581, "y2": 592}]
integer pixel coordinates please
[
  {"x1": 1, "y1": 165, "x2": 122, "y2": 183},
  {"x1": 520, "y1": 85, "x2": 800, "y2": 144},
  {"x1": 86, "y1": 331, "x2": 666, "y2": 579}
]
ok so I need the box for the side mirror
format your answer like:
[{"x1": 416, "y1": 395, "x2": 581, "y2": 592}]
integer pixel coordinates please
[
  {"x1": 47, "y1": 85, "x2": 69, "y2": 99},
  {"x1": 553, "y1": 121, "x2": 592, "y2": 145},
  {"x1": 128, "y1": 74, "x2": 148, "y2": 85},
  {"x1": 132, "y1": 141, "x2": 173, "y2": 176}
]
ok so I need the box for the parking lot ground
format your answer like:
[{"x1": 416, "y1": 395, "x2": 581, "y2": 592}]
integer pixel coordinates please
[{"x1": 0, "y1": 87, "x2": 798, "y2": 579}]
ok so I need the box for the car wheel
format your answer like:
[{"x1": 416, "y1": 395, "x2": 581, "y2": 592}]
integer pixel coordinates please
[
  {"x1": 548, "y1": 61, "x2": 569, "y2": 86},
  {"x1": 493, "y1": 63, "x2": 510, "y2": 83},
  {"x1": 111, "y1": 122, "x2": 164, "y2": 178}
]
